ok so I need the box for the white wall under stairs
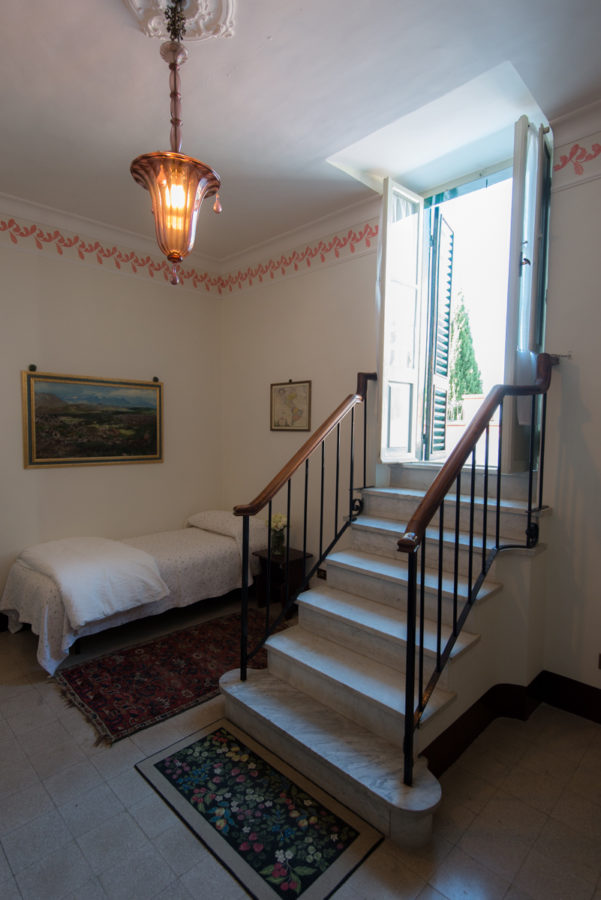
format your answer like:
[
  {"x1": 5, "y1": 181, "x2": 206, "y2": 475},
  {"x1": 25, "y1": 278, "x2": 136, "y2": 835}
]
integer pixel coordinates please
[{"x1": 221, "y1": 462, "x2": 549, "y2": 846}]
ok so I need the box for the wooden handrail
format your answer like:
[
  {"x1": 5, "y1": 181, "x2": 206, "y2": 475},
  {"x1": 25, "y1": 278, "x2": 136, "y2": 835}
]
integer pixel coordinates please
[
  {"x1": 234, "y1": 372, "x2": 376, "y2": 518},
  {"x1": 398, "y1": 353, "x2": 559, "y2": 552}
]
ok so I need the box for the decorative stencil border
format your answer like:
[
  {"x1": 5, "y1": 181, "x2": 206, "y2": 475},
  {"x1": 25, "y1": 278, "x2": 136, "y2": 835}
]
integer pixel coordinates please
[
  {"x1": 553, "y1": 133, "x2": 601, "y2": 190},
  {"x1": 0, "y1": 215, "x2": 379, "y2": 295},
  {"x1": 217, "y1": 222, "x2": 379, "y2": 293}
]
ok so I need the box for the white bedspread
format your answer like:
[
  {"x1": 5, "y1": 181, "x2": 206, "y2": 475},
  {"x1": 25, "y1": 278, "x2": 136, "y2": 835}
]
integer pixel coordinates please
[{"x1": 18, "y1": 537, "x2": 169, "y2": 630}]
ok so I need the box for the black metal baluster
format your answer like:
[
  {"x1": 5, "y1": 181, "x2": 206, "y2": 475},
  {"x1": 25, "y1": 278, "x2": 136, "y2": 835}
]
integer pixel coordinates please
[
  {"x1": 419, "y1": 539, "x2": 426, "y2": 702},
  {"x1": 437, "y1": 500, "x2": 444, "y2": 670},
  {"x1": 538, "y1": 393, "x2": 548, "y2": 511},
  {"x1": 496, "y1": 401, "x2": 503, "y2": 549},
  {"x1": 319, "y1": 442, "x2": 325, "y2": 559},
  {"x1": 266, "y1": 501, "x2": 273, "y2": 615},
  {"x1": 362, "y1": 387, "x2": 368, "y2": 488},
  {"x1": 526, "y1": 394, "x2": 536, "y2": 546},
  {"x1": 285, "y1": 480, "x2": 292, "y2": 610},
  {"x1": 303, "y1": 459, "x2": 309, "y2": 569},
  {"x1": 453, "y1": 472, "x2": 461, "y2": 635},
  {"x1": 468, "y1": 449, "x2": 476, "y2": 598},
  {"x1": 482, "y1": 425, "x2": 490, "y2": 572},
  {"x1": 335, "y1": 424, "x2": 341, "y2": 538},
  {"x1": 349, "y1": 407, "x2": 356, "y2": 522},
  {"x1": 403, "y1": 549, "x2": 418, "y2": 786},
  {"x1": 241, "y1": 514, "x2": 250, "y2": 681}
]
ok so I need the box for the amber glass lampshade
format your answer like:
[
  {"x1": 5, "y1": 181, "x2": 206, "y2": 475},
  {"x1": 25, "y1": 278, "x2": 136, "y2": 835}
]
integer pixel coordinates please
[{"x1": 130, "y1": 150, "x2": 221, "y2": 280}]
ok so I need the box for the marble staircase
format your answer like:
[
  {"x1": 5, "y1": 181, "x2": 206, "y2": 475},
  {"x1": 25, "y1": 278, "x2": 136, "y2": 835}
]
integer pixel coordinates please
[{"x1": 220, "y1": 464, "x2": 540, "y2": 846}]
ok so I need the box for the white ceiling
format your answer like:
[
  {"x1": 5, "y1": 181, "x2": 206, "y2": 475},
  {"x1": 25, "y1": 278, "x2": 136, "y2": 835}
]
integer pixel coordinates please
[{"x1": 1, "y1": 0, "x2": 601, "y2": 266}]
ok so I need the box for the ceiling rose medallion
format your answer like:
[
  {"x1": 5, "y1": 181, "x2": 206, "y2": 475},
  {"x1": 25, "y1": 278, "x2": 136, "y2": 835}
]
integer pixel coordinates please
[{"x1": 123, "y1": 0, "x2": 235, "y2": 41}]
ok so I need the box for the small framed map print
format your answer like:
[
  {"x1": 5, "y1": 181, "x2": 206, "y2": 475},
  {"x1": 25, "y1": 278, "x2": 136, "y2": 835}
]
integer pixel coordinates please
[
  {"x1": 22, "y1": 370, "x2": 163, "y2": 467},
  {"x1": 270, "y1": 380, "x2": 311, "y2": 431}
]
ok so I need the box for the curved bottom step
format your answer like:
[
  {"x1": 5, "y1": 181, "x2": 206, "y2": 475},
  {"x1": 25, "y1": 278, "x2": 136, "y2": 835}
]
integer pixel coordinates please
[{"x1": 220, "y1": 668, "x2": 441, "y2": 848}]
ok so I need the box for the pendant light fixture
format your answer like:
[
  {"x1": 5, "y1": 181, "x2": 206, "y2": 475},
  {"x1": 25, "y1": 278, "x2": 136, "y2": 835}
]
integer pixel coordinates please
[{"x1": 130, "y1": 0, "x2": 221, "y2": 285}]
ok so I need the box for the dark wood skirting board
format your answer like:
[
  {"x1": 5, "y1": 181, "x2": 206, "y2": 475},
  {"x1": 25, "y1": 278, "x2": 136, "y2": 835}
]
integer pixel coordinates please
[{"x1": 422, "y1": 670, "x2": 601, "y2": 777}]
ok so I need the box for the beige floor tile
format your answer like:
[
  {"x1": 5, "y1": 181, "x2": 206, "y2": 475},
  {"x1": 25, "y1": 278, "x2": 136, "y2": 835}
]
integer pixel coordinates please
[
  {"x1": 501, "y1": 761, "x2": 566, "y2": 813},
  {"x1": 29, "y1": 738, "x2": 88, "y2": 780},
  {"x1": 438, "y1": 761, "x2": 497, "y2": 815},
  {"x1": 340, "y1": 842, "x2": 426, "y2": 900},
  {"x1": 533, "y1": 815, "x2": 601, "y2": 885},
  {"x1": 91, "y1": 736, "x2": 146, "y2": 779},
  {"x1": 43, "y1": 757, "x2": 105, "y2": 806},
  {"x1": 0, "y1": 782, "x2": 55, "y2": 837},
  {"x1": 15, "y1": 718, "x2": 76, "y2": 759},
  {"x1": 129, "y1": 791, "x2": 183, "y2": 839},
  {"x1": 58, "y1": 782, "x2": 125, "y2": 837},
  {"x1": 152, "y1": 818, "x2": 216, "y2": 876},
  {"x1": 62, "y1": 876, "x2": 108, "y2": 900},
  {"x1": 0, "y1": 874, "x2": 22, "y2": 900},
  {"x1": 76, "y1": 809, "x2": 151, "y2": 875},
  {"x1": 107, "y1": 766, "x2": 156, "y2": 807},
  {"x1": 416, "y1": 887, "x2": 449, "y2": 900},
  {"x1": 1, "y1": 808, "x2": 73, "y2": 875},
  {"x1": 179, "y1": 852, "x2": 249, "y2": 899},
  {"x1": 551, "y1": 786, "x2": 601, "y2": 842},
  {"x1": 387, "y1": 832, "x2": 454, "y2": 882},
  {"x1": 429, "y1": 844, "x2": 510, "y2": 900},
  {"x1": 98, "y1": 843, "x2": 176, "y2": 899},
  {"x1": 15, "y1": 840, "x2": 94, "y2": 900},
  {"x1": 514, "y1": 846, "x2": 596, "y2": 900},
  {"x1": 152, "y1": 879, "x2": 195, "y2": 900}
]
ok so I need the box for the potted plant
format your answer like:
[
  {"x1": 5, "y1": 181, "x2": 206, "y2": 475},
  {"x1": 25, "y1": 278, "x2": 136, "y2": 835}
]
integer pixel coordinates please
[{"x1": 270, "y1": 513, "x2": 287, "y2": 556}]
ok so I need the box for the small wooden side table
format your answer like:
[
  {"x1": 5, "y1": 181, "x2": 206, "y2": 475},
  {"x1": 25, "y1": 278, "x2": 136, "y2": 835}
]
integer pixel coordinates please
[{"x1": 252, "y1": 547, "x2": 313, "y2": 611}]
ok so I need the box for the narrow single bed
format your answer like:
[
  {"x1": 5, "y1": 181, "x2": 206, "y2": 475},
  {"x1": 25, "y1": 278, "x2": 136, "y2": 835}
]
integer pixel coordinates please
[{"x1": 0, "y1": 510, "x2": 266, "y2": 674}]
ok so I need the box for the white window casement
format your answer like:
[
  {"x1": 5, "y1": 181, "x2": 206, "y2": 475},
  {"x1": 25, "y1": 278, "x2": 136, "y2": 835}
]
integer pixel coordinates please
[{"x1": 377, "y1": 115, "x2": 552, "y2": 468}]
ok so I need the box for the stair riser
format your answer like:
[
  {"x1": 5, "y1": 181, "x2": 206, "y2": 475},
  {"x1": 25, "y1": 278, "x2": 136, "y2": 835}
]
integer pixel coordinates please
[
  {"x1": 351, "y1": 528, "x2": 495, "y2": 577},
  {"x1": 298, "y1": 604, "x2": 450, "y2": 688},
  {"x1": 326, "y1": 563, "x2": 471, "y2": 627},
  {"x1": 267, "y1": 644, "x2": 407, "y2": 749},
  {"x1": 362, "y1": 492, "x2": 530, "y2": 542},
  {"x1": 221, "y1": 689, "x2": 399, "y2": 839},
  {"x1": 388, "y1": 464, "x2": 535, "y2": 501}
]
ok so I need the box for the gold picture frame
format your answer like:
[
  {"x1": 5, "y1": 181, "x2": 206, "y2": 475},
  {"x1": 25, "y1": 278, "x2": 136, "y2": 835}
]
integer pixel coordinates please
[
  {"x1": 270, "y1": 380, "x2": 311, "y2": 431},
  {"x1": 22, "y1": 370, "x2": 163, "y2": 467}
]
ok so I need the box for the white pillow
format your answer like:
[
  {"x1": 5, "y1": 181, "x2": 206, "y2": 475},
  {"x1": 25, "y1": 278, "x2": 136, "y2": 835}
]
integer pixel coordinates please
[{"x1": 186, "y1": 509, "x2": 267, "y2": 544}]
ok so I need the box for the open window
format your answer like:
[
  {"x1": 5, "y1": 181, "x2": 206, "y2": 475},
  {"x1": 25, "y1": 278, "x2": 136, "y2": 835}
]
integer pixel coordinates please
[{"x1": 377, "y1": 115, "x2": 551, "y2": 468}]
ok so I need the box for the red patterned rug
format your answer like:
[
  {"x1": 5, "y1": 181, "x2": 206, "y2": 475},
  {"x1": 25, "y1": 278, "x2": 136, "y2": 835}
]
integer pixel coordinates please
[{"x1": 54, "y1": 609, "x2": 273, "y2": 744}]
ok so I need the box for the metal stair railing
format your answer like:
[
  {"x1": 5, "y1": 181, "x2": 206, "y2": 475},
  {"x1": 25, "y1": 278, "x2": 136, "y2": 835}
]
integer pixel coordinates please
[
  {"x1": 398, "y1": 352, "x2": 559, "y2": 786},
  {"x1": 233, "y1": 373, "x2": 377, "y2": 680}
]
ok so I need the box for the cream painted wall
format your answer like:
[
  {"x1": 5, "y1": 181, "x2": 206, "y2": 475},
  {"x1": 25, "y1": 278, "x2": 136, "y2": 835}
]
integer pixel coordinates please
[
  {"x1": 0, "y1": 243, "x2": 223, "y2": 584},
  {"x1": 217, "y1": 251, "x2": 379, "y2": 513},
  {"x1": 543, "y1": 103, "x2": 601, "y2": 689}
]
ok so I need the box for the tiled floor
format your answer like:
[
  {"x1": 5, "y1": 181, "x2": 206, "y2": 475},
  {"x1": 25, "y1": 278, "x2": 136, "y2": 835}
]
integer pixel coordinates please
[{"x1": 1, "y1": 611, "x2": 601, "y2": 900}]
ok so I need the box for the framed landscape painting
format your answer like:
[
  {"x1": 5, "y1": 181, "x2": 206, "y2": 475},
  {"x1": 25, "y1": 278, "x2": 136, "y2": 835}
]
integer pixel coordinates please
[
  {"x1": 22, "y1": 370, "x2": 163, "y2": 467},
  {"x1": 270, "y1": 380, "x2": 311, "y2": 431}
]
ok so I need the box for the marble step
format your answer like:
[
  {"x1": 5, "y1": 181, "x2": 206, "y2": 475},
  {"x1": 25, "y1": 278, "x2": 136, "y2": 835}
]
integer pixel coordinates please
[
  {"x1": 387, "y1": 462, "x2": 535, "y2": 501},
  {"x1": 265, "y1": 626, "x2": 456, "y2": 748},
  {"x1": 361, "y1": 487, "x2": 542, "y2": 542},
  {"x1": 325, "y1": 548, "x2": 501, "y2": 625},
  {"x1": 298, "y1": 584, "x2": 479, "y2": 682},
  {"x1": 351, "y1": 513, "x2": 497, "y2": 575},
  {"x1": 220, "y1": 667, "x2": 441, "y2": 847}
]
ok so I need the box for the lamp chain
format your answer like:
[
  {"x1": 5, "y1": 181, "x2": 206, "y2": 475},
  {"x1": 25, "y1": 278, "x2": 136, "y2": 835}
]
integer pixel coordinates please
[{"x1": 161, "y1": 2, "x2": 188, "y2": 154}]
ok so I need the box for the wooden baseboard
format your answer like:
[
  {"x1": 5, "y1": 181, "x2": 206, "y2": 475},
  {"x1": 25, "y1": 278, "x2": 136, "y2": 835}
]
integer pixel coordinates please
[{"x1": 422, "y1": 670, "x2": 601, "y2": 777}]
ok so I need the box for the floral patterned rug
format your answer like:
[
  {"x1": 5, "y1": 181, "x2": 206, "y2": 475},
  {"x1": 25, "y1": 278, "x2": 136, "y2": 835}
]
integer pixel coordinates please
[
  {"x1": 54, "y1": 609, "x2": 273, "y2": 744},
  {"x1": 136, "y1": 719, "x2": 381, "y2": 899}
]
